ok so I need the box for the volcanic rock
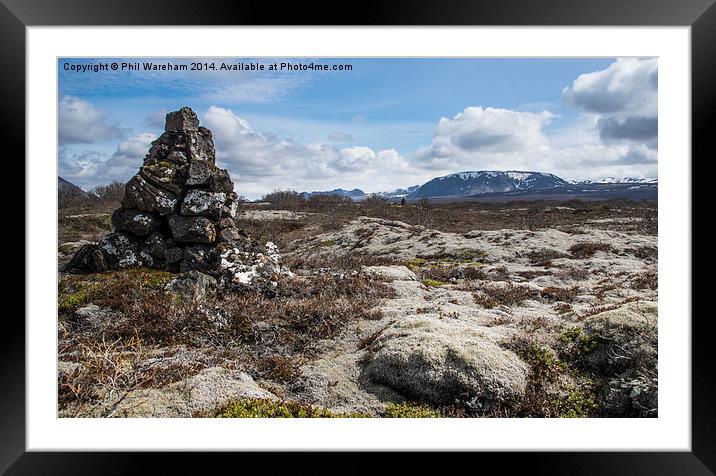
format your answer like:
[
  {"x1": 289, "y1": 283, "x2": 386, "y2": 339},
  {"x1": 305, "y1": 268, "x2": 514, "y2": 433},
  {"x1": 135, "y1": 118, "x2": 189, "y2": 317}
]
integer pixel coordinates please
[
  {"x1": 122, "y1": 174, "x2": 178, "y2": 215},
  {"x1": 165, "y1": 106, "x2": 200, "y2": 132},
  {"x1": 111, "y1": 209, "x2": 161, "y2": 237},
  {"x1": 180, "y1": 190, "x2": 226, "y2": 221},
  {"x1": 169, "y1": 215, "x2": 216, "y2": 244}
]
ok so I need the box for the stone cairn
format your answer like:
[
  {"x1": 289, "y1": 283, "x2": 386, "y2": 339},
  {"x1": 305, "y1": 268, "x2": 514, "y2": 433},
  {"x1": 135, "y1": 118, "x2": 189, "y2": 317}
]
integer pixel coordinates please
[{"x1": 68, "y1": 107, "x2": 290, "y2": 290}]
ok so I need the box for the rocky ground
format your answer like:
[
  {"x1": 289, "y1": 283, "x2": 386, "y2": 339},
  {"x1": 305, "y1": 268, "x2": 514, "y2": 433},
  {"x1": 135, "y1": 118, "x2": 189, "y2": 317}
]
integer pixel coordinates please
[{"x1": 58, "y1": 200, "x2": 658, "y2": 418}]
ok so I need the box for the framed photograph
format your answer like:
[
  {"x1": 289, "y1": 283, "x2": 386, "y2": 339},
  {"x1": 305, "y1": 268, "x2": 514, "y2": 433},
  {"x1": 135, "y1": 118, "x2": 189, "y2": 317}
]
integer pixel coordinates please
[{"x1": 8, "y1": 0, "x2": 712, "y2": 472}]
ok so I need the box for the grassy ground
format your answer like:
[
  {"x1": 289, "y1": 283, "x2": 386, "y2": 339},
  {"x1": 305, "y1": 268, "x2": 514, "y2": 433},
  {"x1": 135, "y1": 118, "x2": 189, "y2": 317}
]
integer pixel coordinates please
[{"x1": 57, "y1": 196, "x2": 657, "y2": 418}]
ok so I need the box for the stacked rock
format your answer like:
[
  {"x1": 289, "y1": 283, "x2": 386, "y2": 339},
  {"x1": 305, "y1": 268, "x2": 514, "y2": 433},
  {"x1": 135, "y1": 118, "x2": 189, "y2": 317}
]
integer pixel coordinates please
[{"x1": 68, "y1": 107, "x2": 290, "y2": 290}]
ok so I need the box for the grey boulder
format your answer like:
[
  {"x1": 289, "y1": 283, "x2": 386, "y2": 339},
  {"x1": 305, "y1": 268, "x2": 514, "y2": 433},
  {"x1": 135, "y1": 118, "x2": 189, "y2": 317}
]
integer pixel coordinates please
[
  {"x1": 169, "y1": 215, "x2": 216, "y2": 243},
  {"x1": 91, "y1": 232, "x2": 144, "y2": 272},
  {"x1": 186, "y1": 160, "x2": 214, "y2": 187},
  {"x1": 111, "y1": 208, "x2": 161, "y2": 237},
  {"x1": 165, "y1": 106, "x2": 200, "y2": 132},
  {"x1": 122, "y1": 174, "x2": 178, "y2": 215},
  {"x1": 186, "y1": 128, "x2": 215, "y2": 163},
  {"x1": 365, "y1": 318, "x2": 528, "y2": 408},
  {"x1": 180, "y1": 190, "x2": 226, "y2": 221},
  {"x1": 142, "y1": 232, "x2": 167, "y2": 260},
  {"x1": 164, "y1": 270, "x2": 217, "y2": 301},
  {"x1": 140, "y1": 158, "x2": 187, "y2": 194},
  {"x1": 210, "y1": 168, "x2": 234, "y2": 193}
]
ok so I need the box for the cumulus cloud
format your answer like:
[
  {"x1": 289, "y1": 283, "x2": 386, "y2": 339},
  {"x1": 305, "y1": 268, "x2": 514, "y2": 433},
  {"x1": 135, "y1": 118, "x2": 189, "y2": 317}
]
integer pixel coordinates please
[
  {"x1": 413, "y1": 107, "x2": 552, "y2": 171},
  {"x1": 58, "y1": 95, "x2": 119, "y2": 145},
  {"x1": 563, "y1": 58, "x2": 657, "y2": 148},
  {"x1": 202, "y1": 106, "x2": 418, "y2": 197},
  {"x1": 597, "y1": 116, "x2": 657, "y2": 147},
  {"x1": 436, "y1": 107, "x2": 552, "y2": 151},
  {"x1": 58, "y1": 148, "x2": 104, "y2": 184},
  {"x1": 59, "y1": 132, "x2": 154, "y2": 189},
  {"x1": 59, "y1": 59, "x2": 658, "y2": 196},
  {"x1": 200, "y1": 97, "x2": 658, "y2": 198},
  {"x1": 563, "y1": 58, "x2": 657, "y2": 116},
  {"x1": 105, "y1": 132, "x2": 155, "y2": 178}
]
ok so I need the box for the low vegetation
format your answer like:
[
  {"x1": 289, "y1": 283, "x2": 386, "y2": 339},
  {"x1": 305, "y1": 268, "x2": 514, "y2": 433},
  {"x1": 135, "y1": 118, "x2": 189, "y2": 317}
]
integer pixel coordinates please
[
  {"x1": 473, "y1": 282, "x2": 539, "y2": 308},
  {"x1": 384, "y1": 402, "x2": 440, "y2": 418},
  {"x1": 58, "y1": 268, "x2": 394, "y2": 412},
  {"x1": 218, "y1": 398, "x2": 369, "y2": 418},
  {"x1": 58, "y1": 191, "x2": 657, "y2": 419},
  {"x1": 568, "y1": 242, "x2": 613, "y2": 259},
  {"x1": 509, "y1": 340, "x2": 597, "y2": 418}
]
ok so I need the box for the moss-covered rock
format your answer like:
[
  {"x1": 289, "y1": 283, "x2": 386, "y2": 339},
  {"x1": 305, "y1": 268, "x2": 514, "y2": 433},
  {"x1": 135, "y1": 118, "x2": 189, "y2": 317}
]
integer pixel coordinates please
[{"x1": 365, "y1": 318, "x2": 528, "y2": 408}]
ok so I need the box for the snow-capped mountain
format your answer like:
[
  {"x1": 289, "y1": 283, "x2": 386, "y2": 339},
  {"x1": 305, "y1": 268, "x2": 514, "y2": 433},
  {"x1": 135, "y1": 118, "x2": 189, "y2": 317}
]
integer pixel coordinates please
[
  {"x1": 301, "y1": 188, "x2": 366, "y2": 200},
  {"x1": 577, "y1": 177, "x2": 658, "y2": 184},
  {"x1": 295, "y1": 172, "x2": 657, "y2": 203},
  {"x1": 376, "y1": 185, "x2": 421, "y2": 198},
  {"x1": 409, "y1": 171, "x2": 569, "y2": 198},
  {"x1": 301, "y1": 185, "x2": 422, "y2": 201}
]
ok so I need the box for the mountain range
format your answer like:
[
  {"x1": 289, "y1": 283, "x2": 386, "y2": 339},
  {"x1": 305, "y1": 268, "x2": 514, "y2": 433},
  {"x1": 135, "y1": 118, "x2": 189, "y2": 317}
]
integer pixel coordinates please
[
  {"x1": 59, "y1": 170, "x2": 658, "y2": 204},
  {"x1": 299, "y1": 171, "x2": 657, "y2": 201}
]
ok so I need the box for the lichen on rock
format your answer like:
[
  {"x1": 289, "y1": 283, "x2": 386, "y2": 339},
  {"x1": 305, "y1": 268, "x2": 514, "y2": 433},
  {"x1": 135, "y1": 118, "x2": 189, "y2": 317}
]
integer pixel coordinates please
[{"x1": 364, "y1": 317, "x2": 529, "y2": 408}]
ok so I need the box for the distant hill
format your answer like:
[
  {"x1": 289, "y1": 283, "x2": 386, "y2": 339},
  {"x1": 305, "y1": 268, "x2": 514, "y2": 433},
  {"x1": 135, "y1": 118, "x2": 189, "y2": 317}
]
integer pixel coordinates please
[
  {"x1": 300, "y1": 185, "x2": 421, "y2": 201},
  {"x1": 575, "y1": 177, "x2": 657, "y2": 185},
  {"x1": 301, "y1": 188, "x2": 366, "y2": 200},
  {"x1": 58, "y1": 177, "x2": 88, "y2": 197},
  {"x1": 286, "y1": 172, "x2": 658, "y2": 203},
  {"x1": 377, "y1": 185, "x2": 420, "y2": 199},
  {"x1": 409, "y1": 171, "x2": 568, "y2": 198}
]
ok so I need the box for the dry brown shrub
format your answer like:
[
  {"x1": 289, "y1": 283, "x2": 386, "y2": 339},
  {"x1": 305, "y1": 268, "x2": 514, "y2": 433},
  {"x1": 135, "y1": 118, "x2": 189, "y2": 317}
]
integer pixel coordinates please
[
  {"x1": 631, "y1": 272, "x2": 658, "y2": 290},
  {"x1": 473, "y1": 282, "x2": 539, "y2": 308},
  {"x1": 568, "y1": 242, "x2": 613, "y2": 259},
  {"x1": 526, "y1": 248, "x2": 569, "y2": 266},
  {"x1": 257, "y1": 355, "x2": 302, "y2": 383},
  {"x1": 540, "y1": 286, "x2": 580, "y2": 303}
]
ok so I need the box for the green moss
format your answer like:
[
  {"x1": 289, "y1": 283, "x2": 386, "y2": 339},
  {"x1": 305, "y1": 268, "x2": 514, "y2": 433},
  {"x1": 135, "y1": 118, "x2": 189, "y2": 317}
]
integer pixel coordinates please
[
  {"x1": 124, "y1": 268, "x2": 175, "y2": 289},
  {"x1": 516, "y1": 344, "x2": 597, "y2": 418},
  {"x1": 384, "y1": 402, "x2": 440, "y2": 418},
  {"x1": 218, "y1": 398, "x2": 369, "y2": 418},
  {"x1": 407, "y1": 257, "x2": 427, "y2": 269},
  {"x1": 58, "y1": 268, "x2": 176, "y2": 316},
  {"x1": 58, "y1": 290, "x2": 89, "y2": 314},
  {"x1": 320, "y1": 239, "x2": 337, "y2": 247},
  {"x1": 422, "y1": 279, "x2": 449, "y2": 287},
  {"x1": 555, "y1": 381, "x2": 598, "y2": 418},
  {"x1": 409, "y1": 253, "x2": 485, "y2": 271},
  {"x1": 560, "y1": 326, "x2": 599, "y2": 355}
]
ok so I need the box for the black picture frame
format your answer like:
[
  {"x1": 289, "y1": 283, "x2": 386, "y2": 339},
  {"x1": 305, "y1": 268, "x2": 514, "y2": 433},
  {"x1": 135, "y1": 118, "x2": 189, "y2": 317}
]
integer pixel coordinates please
[{"x1": 4, "y1": 0, "x2": 712, "y2": 473}]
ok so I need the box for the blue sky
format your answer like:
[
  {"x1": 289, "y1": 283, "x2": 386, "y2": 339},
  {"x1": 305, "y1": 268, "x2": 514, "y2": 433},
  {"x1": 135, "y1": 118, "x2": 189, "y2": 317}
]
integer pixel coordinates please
[{"x1": 58, "y1": 57, "x2": 657, "y2": 199}]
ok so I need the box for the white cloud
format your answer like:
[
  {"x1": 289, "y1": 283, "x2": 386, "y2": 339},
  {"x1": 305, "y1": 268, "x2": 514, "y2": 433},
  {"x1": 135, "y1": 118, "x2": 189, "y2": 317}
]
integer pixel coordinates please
[
  {"x1": 59, "y1": 59, "x2": 658, "y2": 196},
  {"x1": 59, "y1": 132, "x2": 154, "y2": 189},
  {"x1": 201, "y1": 99, "x2": 658, "y2": 199},
  {"x1": 203, "y1": 106, "x2": 419, "y2": 198},
  {"x1": 563, "y1": 58, "x2": 657, "y2": 147},
  {"x1": 435, "y1": 107, "x2": 553, "y2": 152},
  {"x1": 58, "y1": 95, "x2": 119, "y2": 144},
  {"x1": 563, "y1": 58, "x2": 657, "y2": 116},
  {"x1": 413, "y1": 106, "x2": 553, "y2": 172},
  {"x1": 106, "y1": 132, "x2": 155, "y2": 177}
]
